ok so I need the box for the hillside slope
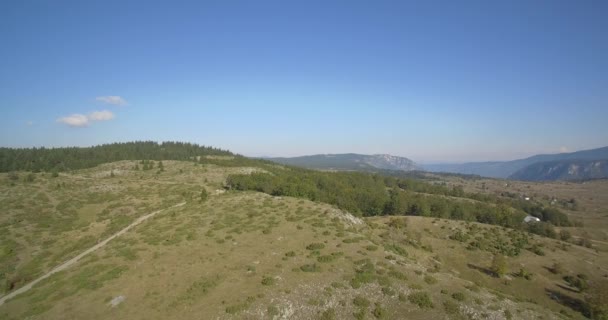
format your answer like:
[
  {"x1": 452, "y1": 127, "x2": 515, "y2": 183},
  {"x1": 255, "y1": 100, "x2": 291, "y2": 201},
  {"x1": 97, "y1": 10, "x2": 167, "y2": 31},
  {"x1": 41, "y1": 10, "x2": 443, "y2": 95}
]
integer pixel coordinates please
[{"x1": 1, "y1": 158, "x2": 605, "y2": 320}]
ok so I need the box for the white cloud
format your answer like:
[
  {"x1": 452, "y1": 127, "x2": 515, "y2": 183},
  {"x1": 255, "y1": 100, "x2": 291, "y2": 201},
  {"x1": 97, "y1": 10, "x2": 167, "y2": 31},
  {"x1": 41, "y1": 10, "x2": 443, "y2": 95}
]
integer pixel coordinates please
[
  {"x1": 96, "y1": 96, "x2": 127, "y2": 106},
  {"x1": 559, "y1": 146, "x2": 569, "y2": 153},
  {"x1": 88, "y1": 110, "x2": 115, "y2": 121},
  {"x1": 57, "y1": 110, "x2": 116, "y2": 127},
  {"x1": 26, "y1": 121, "x2": 33, "y2": 126},
  {"x1": 57, "y1": 114, "x2": 89, "y2": 127}
]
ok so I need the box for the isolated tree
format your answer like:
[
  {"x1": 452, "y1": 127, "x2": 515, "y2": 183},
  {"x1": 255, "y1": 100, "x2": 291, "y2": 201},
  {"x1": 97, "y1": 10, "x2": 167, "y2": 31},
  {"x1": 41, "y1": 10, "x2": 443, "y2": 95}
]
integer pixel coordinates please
[
  {"x1": 158, "y1": 161, "x2": 164, "y2": 172},
  {"x1": 490, "y1": 254, "x2": 507, "y2": 278},
  {"x1": 134, "y1": 164, "x2": 140, "y2": 171},
  {"x1": 200, "y1": 188, "x2": 208, "y2": 202}
]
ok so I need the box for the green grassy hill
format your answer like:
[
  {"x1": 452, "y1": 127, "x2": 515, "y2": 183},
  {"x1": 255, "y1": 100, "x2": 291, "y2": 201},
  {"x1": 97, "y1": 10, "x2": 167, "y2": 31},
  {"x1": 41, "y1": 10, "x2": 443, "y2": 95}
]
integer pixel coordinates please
[{"x1": 0, "y1": 152, "x2": 606, "y2": 319}]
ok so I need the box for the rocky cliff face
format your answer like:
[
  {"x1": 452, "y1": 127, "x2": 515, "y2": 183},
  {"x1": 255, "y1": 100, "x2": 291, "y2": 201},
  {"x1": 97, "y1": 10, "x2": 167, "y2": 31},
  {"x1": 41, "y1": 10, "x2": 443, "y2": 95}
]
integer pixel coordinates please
[
  {"x1": 268, "y1": 153, "x2": 419, "y2": 172},
  {"x1": 364, "y1": 154, "x2": 419, "y2": 171}
]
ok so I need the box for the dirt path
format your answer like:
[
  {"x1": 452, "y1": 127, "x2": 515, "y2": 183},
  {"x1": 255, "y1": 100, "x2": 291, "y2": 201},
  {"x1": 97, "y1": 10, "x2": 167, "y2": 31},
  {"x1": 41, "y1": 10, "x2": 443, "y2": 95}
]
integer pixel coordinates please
[{"x1": 0, "y1": 201, "x2": 187, "y2": 306}]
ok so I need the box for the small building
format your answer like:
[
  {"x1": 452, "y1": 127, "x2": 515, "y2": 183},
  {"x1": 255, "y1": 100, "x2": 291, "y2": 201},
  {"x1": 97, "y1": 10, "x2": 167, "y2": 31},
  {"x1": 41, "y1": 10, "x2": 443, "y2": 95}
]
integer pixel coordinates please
[{"x1": 523, "y1": 215, "x2": 541, "y2": 223}]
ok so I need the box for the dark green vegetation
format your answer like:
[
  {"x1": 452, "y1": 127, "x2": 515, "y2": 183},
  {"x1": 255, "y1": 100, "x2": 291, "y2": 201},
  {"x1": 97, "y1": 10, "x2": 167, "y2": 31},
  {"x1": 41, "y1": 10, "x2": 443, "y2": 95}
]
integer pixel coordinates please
[
  {"x1": 226, "y1": 165, "x2": 574, "y2": 239},
  {"x1": 0, "y1": 141, "x2": 232, "y2": 172}
]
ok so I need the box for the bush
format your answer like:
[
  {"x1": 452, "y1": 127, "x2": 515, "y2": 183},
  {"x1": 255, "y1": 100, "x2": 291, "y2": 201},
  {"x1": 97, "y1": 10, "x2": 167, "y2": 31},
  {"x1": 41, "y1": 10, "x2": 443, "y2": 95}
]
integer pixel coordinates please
[
  {"x1": 564, "y1": 274, "x2": 589, "y2": 292},
  {"x1": 490, "y1": 254, "x2": 507, "y2": 277},
  {"x1": 306, "y1": 243, "x2": 325, "y2": 250},
  {"x1": 200, "y1": 188, "x2": 208, "y2": 202},
  {"x1": 372, "y1": 302, "x2": 387, "y2": 319},
  {"x1": 550, "y1": 262, "x2": 564, "y2": 274},
  {"x1": 451, "y1": 292, "x2": 466, "y2": 301},
  {"x1": 408, "y1": 291, "x2": 434, "y2": 309},
  {"x1": 381, "y1": 287, "x2": 395, "y2": 296},
  {"x1": 320, "y1": 308, "x2": 336, "y2": 320},
  {"x1": 443, "y1": 300, "x2": 460, "y2": 314},
  {"x1": 388, "y1": 217, "x2": 408, "y2": 229},
  {"x1": 261, "y1": 276, "x2": 275, "y2": 286},
  {"x1": 514, "y1": 268, "x2": 534, "y2": 280},
  {"x1": 559, "y1": 230, "x2": 571, "y2": 241},
  {"x1": 424, "y1": 275, "x2": 438, "y2": 285},
  {"x1": 300, "y1": 264, "x2": 321, "y2": 272},
  {"x1": 353, "y1": 296, "x2": 371, "y2": 308}
]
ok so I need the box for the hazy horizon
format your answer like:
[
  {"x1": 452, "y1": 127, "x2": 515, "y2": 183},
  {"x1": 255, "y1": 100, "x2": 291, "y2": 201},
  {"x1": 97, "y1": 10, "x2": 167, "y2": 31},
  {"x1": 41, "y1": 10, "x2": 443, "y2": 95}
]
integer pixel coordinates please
[{"x1": 1, "y1": 1, "x2": 607, "y2": 162}]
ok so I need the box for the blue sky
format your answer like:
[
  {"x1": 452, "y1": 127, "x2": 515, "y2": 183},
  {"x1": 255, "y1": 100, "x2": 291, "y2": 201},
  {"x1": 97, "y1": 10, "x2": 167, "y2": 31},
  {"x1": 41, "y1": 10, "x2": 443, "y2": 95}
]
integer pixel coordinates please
[{"x1": 1, "y1": 0, "x2": 607, "y2": 162}]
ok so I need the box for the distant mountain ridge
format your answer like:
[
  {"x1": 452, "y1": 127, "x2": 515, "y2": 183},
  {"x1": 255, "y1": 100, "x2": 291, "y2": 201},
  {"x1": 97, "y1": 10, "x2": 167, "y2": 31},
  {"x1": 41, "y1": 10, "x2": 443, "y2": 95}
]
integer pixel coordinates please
[
  {"x1": 424, "y1": 146, "x2": 608, "y2": 181},
  {"x1": 268, "y1": 153, "x2": 420, "y2": 172},
  {"x1": 509, "y1": 159, "x2": 608, "y2": 181}
]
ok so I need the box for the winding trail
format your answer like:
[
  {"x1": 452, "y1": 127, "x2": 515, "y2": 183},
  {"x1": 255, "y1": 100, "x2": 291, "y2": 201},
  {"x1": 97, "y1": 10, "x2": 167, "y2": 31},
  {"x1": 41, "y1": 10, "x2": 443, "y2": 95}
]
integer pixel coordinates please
[{"x1": 0, "y1": 202, "x2": 187, "y2": 306}]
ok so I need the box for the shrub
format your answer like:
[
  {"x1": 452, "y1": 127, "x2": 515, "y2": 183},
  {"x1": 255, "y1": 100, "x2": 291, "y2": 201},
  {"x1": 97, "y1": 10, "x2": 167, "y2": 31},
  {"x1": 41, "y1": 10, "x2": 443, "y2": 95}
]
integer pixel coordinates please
[
  {"x1": 267, "y1": 305, "x2": 279, "y2": 316},
  {"x1": 490, "y1": 254, "x2": 507, "y2": 277},
  {"x1": 550, "y1": 262, "x2": 564, "y2": 274},
  {"x1": 388, "y1": 269, "x2": 407, "y2": 281},
  {"x1": 381, "y1": 287, "x2": 395, "y2": 296},
  {"x1": 317, "y1": 255, "x2": 336, "y2": 263},
  {"x1": 514, "y1": 268, "x2": 534, "y2": 280},
  {"x1": 559, "y1": 230, "x2": 571, "y2": 241},
  {"x1": 353, "y1": 296, "x2": 371, "y2": 308},
  {"x1": 388, "y1": 217, "x2": 408, "y2": 229},
  {"x1": 285, "y1": 251, "x2": 296, "y2": 257},
  {"x1": 424, "y1": 275, "x2": 438, "y2": 285},
  {"x1": 408, "y1": 291, "x2": 434, "y2": 309},
  {"x1": 300, "y1": 264, "x2": 321, "y2": 272},
  {"x1": 443, "y1": 300, "x2": 460, "y2": 314},
  {"x1": 451, "y1": 292, "x2": 466, "y2": 301},
  {"x1": 261, "y1": 276, "x2": 275, "y2": 286},
  {"x1": 372, "y1": 302, "x2": 387, "y2": 319},
  {"x1": 320, "y1": 308, "x2": 336, "y2": 320},
  {"x1": 384, "y1": 244, "x2": 408, "y2": 257},
  {"x1": 564, "y1": 274, "x2": 588, "y2": 292},
  {"x1": 306, "y1": 243, "x2": 325, "y2": 250}
]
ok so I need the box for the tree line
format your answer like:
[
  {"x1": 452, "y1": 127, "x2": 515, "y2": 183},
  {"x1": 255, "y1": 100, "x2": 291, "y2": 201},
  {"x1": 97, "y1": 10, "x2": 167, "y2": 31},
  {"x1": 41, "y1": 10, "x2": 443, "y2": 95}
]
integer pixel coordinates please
[
  {"x1": 0, "y1": 141, "x2": 232, "y2": 172},
  {"x1": 226, "y1": 167, "x2": 571, "y2": 236}
]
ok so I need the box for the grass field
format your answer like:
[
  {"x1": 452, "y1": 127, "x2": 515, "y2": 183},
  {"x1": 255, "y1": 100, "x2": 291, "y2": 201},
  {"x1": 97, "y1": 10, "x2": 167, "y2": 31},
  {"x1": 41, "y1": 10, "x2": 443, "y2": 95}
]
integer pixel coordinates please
[{"x1": 0, "y1": 160, "x2": 606, "y2": 319}]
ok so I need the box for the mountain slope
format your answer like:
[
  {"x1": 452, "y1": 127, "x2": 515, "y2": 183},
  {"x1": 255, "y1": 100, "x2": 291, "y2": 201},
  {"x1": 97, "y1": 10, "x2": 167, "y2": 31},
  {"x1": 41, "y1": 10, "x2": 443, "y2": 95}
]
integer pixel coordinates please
[
  {"x1": 424, "y1": 146, "x2": 608, "y2": 179},
  {"x1": 269, "y1": 153, "x2": 420, "y2": 171},
  {"x1": 509, "y1": 159, "x2": 608, "y2": 181}
]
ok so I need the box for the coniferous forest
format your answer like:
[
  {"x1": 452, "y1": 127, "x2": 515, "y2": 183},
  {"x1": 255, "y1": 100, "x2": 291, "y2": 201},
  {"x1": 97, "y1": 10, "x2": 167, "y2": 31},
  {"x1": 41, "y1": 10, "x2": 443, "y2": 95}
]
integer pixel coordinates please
[{"x1": 0, "y1": 141, "x2": 232, "y2": 173}]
